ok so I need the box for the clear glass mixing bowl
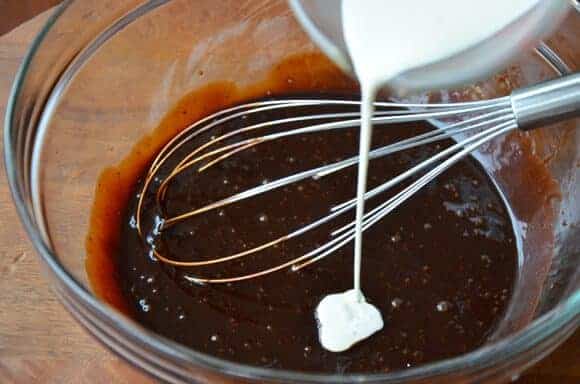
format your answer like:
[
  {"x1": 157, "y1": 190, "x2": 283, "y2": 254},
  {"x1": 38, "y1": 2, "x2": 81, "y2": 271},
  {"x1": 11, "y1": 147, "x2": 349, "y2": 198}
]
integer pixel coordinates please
[{"x1": 4, "y1": 1, "x2": 579, "y2": 383}]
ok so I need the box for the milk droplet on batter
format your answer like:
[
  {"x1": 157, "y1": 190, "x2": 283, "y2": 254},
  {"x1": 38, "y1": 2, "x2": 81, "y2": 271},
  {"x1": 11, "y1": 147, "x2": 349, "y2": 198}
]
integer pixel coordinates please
[{"x1": 315, "y1": 289, "x2": 384, "y2": 352}]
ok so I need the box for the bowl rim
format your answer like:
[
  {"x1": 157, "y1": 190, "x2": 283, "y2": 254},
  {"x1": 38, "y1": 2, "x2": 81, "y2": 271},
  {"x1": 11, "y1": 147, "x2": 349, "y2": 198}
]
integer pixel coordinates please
[{"x1": 4, "y1": 2, "x2": 580, "y2": 382}]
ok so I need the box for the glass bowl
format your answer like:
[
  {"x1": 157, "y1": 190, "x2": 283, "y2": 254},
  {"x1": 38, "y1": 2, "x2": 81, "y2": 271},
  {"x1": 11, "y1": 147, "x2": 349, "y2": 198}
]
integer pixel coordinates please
[{"x1": 4, "y1": 1, "x2": 579, "y2": 383}]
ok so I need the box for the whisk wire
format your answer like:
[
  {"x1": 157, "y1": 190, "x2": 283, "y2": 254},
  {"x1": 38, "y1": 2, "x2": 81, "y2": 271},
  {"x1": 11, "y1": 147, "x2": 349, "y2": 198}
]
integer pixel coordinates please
[
  {"x1": 136, "y1": 97, "x2": 522, "y2": 283},
  {"x1": 158, "y1": 104, "x2": 513, "y2": 228},
  {"x1": 292, "y1": 122, "x2": 518, "y2": 272}
]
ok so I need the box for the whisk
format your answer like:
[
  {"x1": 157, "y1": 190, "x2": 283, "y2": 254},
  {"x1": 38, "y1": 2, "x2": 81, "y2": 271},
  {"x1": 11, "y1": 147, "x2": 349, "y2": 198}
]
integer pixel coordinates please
[{"x1": 136, "y1": 73, "x2": 580, "y2": 284}]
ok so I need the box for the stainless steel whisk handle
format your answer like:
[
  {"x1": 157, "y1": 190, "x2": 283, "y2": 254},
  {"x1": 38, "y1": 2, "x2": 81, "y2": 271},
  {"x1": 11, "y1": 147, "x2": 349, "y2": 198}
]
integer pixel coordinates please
[{"x1": 511, "y1": 72, "x2": 580, "y2": 130}]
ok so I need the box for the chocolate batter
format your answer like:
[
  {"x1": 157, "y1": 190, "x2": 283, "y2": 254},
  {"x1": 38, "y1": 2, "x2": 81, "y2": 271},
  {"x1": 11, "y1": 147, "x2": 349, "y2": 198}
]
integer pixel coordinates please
[{"x1": 86, "y1": 54, "x2": 518, "y2": 374}]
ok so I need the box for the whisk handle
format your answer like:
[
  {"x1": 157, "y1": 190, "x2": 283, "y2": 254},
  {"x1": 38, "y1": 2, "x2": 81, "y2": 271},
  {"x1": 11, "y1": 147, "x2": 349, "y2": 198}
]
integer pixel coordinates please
[{"x1": 511, "y1": 72, "x2": 580, "y2": 131}]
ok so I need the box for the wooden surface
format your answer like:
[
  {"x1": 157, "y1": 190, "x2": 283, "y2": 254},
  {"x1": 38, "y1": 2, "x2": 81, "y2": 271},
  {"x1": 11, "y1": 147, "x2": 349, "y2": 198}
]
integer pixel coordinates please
[{"x1": 0, "y1": 9, "x2": 577, "y2": 384}]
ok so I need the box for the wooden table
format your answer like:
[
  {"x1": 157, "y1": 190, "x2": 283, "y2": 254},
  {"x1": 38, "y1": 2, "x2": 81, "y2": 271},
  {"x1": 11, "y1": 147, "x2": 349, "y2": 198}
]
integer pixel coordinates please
[{"x1": 0, "y1": 9, "x2": 577, "y2": 384}]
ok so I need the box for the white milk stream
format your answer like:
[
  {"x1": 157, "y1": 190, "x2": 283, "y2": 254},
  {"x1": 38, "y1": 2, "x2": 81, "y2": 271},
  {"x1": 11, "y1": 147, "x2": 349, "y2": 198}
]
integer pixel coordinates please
[{"x1": 315, "y1": 0, "x2": 541, "y2": 352}]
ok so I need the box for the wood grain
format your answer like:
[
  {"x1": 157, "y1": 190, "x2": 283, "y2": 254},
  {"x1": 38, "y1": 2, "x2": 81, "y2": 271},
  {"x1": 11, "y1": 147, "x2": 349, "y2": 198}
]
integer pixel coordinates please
[{"x1": 0, "y1": 9, "x2": 577, "y2": 384}]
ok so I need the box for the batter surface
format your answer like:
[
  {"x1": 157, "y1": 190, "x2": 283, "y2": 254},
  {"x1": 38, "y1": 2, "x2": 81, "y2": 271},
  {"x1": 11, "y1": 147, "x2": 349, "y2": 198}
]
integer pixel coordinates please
[{"x1": 88, "y1": 92, "x2": 518, "y2": 373}]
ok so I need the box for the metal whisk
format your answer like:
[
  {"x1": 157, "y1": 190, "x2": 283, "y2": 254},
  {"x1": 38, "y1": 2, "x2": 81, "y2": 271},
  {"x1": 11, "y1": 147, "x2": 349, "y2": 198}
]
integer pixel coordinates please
[{"x1": 136, "y1": 73, "x2": 580, "y2": 284}]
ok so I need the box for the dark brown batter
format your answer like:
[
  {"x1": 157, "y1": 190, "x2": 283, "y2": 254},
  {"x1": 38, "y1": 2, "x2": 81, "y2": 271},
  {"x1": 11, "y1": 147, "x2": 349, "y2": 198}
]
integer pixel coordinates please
[{"x1": 86, "y1": 54, "x2": 518, "y2": 374}]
